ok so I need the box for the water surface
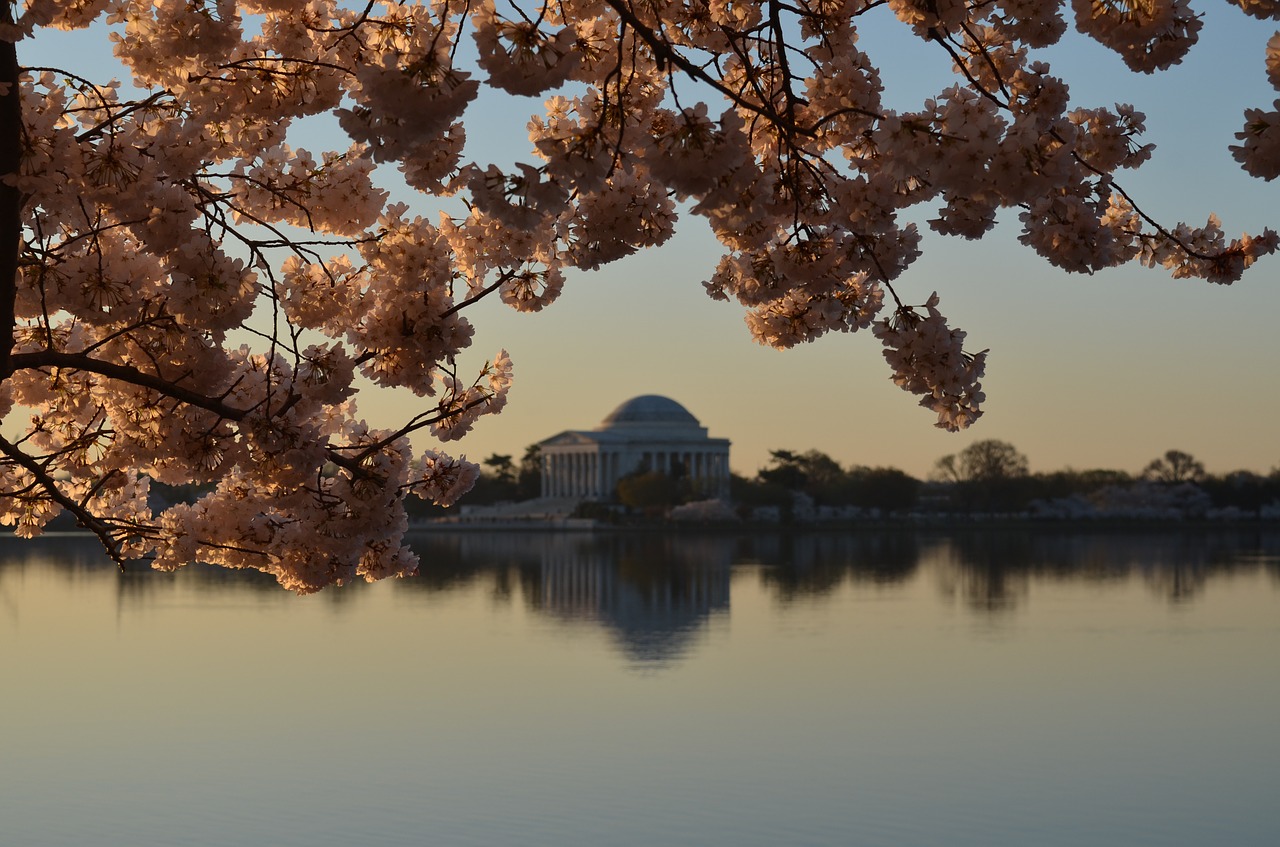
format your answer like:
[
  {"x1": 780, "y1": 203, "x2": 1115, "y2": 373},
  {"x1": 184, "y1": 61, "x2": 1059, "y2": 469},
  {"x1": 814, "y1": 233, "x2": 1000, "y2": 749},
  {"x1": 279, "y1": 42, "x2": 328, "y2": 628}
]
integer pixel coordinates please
[{"x1": 2, "y1": 529, "x2": 1277, "y2": 846}]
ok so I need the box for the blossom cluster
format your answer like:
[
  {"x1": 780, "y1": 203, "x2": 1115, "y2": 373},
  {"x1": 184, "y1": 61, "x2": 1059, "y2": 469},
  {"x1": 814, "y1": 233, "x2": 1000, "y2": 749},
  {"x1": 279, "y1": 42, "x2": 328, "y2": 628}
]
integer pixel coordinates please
[
  {"x1": 4, "y1": 0, "x2": 1279, "y2": 591},
  {"x1": 873, "y1": 294, "x2": 988, "y2": 432}
]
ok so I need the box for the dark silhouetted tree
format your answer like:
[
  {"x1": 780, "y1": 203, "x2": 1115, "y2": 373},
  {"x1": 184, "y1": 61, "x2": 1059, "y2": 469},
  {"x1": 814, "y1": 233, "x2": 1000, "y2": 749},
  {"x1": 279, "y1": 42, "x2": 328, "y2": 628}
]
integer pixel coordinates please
[
  {"x1": 933, "y1": 440, "x2": 1031, "y2": 511},
  {"x1": 483, "y1": 454, "x2": 516, "y2": 484},
  {"x1": 517, "y1": 444, "x2": 543, "y2": 500},
  {"x1": 934, "y1": 440, "x2": 1030, "y2": 483},
  {"x1": 1142, "y1": 450, "x2": 1206, "y2": 484}
]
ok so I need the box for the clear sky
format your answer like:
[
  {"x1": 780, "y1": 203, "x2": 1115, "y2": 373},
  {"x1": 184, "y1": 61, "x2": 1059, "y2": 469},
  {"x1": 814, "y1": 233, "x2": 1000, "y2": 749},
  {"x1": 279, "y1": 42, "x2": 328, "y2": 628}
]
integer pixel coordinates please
[{"x1": 19, "y1": 4, "x2": 1280, "y2": 480}]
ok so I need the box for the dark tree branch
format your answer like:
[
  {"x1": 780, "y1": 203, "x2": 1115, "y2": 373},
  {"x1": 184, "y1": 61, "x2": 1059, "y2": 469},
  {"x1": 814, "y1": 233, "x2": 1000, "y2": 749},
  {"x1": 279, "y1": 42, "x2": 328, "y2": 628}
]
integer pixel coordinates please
[
  {"x1": 10, "y1": 350, "x2": 248, "y2": 419},
  {"x1": 0, "y1": 434, "x2": 132, "y2": 570}
]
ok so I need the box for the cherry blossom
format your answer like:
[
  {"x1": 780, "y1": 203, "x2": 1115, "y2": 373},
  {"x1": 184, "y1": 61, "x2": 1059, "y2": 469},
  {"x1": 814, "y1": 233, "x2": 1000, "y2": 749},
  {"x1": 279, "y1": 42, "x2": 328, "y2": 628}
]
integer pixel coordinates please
[{"x1": 2, "y1": 0, "x2": 1278, "y2": 591}]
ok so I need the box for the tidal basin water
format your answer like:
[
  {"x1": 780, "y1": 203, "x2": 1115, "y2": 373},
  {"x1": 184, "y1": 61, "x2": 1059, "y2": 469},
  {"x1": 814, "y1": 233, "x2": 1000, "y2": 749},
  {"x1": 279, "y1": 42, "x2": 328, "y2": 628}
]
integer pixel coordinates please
[{"x1": 2, "y1": 529, "x2": 1278, "y2": 847}]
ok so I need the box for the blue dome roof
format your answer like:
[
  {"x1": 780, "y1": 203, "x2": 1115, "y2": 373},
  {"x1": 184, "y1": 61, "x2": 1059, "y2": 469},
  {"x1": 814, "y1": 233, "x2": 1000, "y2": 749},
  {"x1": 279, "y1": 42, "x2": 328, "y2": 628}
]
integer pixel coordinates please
[{"x1": 600, "y1": 395, "x2": 700, "y2": 428}]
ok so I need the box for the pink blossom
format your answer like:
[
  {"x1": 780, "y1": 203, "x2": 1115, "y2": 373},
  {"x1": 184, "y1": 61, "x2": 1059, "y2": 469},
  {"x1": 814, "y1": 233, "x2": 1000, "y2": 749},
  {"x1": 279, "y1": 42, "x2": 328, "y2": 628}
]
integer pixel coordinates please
[{"x1": 6, "y1": 0, "x2": 1279, "y2": 591}]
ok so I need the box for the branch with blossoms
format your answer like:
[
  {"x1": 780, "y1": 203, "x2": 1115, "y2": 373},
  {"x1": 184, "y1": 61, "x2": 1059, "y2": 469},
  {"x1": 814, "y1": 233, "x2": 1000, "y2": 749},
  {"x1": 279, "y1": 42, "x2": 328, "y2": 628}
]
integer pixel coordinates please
[
  {"x1": 0, "y1": 433, "x2": 157, "y2": 564},
  {"x1": 3, "y1": 0, "x2": 1279, "y2": 592},
  {"x1": 923, "y1": 19, "x2": 1278, "y2": 277}
]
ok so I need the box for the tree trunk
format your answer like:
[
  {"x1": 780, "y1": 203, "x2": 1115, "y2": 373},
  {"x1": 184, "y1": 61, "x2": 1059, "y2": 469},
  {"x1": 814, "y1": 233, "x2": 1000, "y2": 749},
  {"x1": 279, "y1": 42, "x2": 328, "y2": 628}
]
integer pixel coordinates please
[{"x1": 0, "y1": 4, "x2": 21, "y2": 379}]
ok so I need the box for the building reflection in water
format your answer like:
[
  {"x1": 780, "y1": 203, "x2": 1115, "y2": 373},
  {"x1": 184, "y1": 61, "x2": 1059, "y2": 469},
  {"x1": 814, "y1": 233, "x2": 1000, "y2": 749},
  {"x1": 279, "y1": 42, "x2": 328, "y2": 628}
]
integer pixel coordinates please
[
  {"x1": 524, "y1": 534, "x2": 732, "y2": 665},
  {"x1": 403, "y1": 532, "x2": 733, "y2": 665}
]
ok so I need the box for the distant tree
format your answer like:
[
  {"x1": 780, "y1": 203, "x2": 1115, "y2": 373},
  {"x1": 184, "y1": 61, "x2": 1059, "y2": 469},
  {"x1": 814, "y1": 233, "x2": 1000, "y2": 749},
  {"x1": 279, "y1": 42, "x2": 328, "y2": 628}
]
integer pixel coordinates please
[
  {"x1": 753, "y1": 451, "x2": 919, "y2": 512},
  {"x1": 759, "y1": 449, "x2": 847, "y2": 503},
  {"x1": 483, "y1": 454, "x2": 516, "y2": 484},
  {"x1": 616, "y1": 472, "x2": 681, "y2": 512},
  {"x1": 933, "y1": 439, "x2": 1031, "y2": 512},
  {"x1": 841, "y1": 466, "x2": 921, "y2": 512},
  {"x1": 1198, "y1": 469, "x2": 1280, "y2": 513},
  {"x1": 730, "y1": 472, "x2": 791, "y2": 506},
  {"x1": 461, "y1": 456, "x2": 518, "y2": 504},
  {"x1": 1071, "y1": 468, "x2": 1136, "y2": 490},
  {"x1": 932, "y1": 453, "x2": 963, "y2": 484},
  {"x1": 1142, "y1": 450, "x2": 1206, "y2": 484},
  {"x1": 758, "y1": 450, "x2": 810, "y2": 491},
  {"x1": 517, "y1": 444, "x2": 543, "y2": 500},
  {"x1": 934, "y1": 440, "x2": 1030, "y2": 483},
  {"x1": 464, "y1": 448, "x2": 546, "y2": 503},
  {"x1": 1026, "y1": 468, "x2": 1133, "y2": 503}
]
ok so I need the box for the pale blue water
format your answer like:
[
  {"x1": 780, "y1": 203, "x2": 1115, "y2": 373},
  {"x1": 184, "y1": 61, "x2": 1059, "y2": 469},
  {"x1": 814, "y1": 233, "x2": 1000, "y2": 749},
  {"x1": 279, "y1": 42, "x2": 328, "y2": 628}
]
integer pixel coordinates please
[{"x1": 1, "y1": 529, "x2": 1277, "y2": 846}]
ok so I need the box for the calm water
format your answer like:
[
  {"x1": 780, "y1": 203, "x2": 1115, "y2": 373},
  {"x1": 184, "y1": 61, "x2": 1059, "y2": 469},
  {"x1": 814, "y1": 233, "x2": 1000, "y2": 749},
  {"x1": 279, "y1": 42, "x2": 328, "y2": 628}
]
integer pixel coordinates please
[{"x1": 2, "y1": 529, "x2": 1278, "y2": 847}]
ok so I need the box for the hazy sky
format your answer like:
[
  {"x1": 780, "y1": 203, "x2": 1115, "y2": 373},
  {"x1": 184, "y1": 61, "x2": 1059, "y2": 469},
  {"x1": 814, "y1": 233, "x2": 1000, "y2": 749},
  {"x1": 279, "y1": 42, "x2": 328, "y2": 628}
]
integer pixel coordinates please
[{"x1": 20, "y1": 4, "x2": 1280, "y2": 479}]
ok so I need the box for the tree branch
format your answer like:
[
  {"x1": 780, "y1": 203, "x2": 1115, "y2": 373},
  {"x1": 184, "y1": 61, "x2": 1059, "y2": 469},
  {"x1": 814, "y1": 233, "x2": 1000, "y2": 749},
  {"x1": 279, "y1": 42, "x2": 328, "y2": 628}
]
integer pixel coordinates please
[
  {"x1": 0, "y1": 434, "x2": 131, "y2": 570},
  {"x1": 9, "y1": 350, "x2": 248, "y2": 419}
]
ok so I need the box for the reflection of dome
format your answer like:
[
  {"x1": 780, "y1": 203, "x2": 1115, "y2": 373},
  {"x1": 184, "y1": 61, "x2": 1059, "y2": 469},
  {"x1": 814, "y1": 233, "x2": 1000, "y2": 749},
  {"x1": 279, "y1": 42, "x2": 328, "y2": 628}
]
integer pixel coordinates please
[{"x1": 600, "y1": 395, "x2": 701, "y2": 428}]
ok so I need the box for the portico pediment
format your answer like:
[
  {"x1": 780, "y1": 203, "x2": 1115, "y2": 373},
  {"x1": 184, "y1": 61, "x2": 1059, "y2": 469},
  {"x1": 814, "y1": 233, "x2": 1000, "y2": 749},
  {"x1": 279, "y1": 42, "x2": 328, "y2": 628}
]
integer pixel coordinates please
[{"x1": 539, "y1": 430, "x2": 602, "y2": 448}]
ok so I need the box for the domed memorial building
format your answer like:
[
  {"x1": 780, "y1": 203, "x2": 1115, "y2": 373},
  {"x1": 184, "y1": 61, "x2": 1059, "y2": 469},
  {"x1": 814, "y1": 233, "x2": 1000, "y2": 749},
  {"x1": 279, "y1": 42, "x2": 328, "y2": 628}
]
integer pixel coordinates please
[{"x1": 539, "y1": 396, "x2": 731, "y2": 501}]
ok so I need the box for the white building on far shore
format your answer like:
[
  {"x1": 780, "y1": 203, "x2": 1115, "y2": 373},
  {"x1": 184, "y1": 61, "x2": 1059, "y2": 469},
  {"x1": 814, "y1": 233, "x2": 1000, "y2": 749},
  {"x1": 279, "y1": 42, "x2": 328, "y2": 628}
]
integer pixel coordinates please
[{"x1": 539, "y1": 395, "x2": 731, "y2": 502}]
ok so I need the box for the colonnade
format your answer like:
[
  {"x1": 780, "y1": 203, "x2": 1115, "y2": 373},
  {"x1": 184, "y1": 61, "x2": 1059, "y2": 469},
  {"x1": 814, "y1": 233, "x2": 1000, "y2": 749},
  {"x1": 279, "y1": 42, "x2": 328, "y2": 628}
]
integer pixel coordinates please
[{"x1": 542, "y1": 448, "x2": 730, "y2": 500}]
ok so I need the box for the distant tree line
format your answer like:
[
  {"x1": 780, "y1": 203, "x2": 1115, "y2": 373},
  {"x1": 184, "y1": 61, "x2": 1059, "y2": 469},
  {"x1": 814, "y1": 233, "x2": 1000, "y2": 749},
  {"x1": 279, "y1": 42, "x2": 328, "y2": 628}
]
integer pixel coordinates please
[
  {"x1": 718, "y1": 442, "x2": 1280, "y2": 521},
  {"x1": 36, "y1": 441, "x2": 1276, "y2": 535},
  {"x1": 731, "y1": 450, "x2": 920, "y2": 518},
  {"x1": 404, "y1": 439, "x2": 1280, "y2": 522}
]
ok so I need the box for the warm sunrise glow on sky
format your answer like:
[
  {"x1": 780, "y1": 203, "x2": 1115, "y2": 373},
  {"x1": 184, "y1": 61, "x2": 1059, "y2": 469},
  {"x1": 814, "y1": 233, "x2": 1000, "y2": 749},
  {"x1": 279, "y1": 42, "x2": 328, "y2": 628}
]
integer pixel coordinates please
[{"x1": 21, "y1": 5, "x2": 1280, "y2": 479}]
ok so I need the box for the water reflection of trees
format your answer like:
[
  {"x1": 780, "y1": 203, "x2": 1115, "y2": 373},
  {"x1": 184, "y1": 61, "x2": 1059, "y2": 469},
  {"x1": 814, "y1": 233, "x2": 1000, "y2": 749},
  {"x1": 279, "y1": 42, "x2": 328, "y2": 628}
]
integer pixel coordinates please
[
  {"x1": 0, "y1": 535, "x2": 118, "y2": 572},
  {"x1": 742, "y1": 532, "x2": 922, "y2": 600},
  {"x1": 5, "y1": 528, "x2": 1279, "y2": 634},
  {"x1": 932, "y1": 528, "x2": 1280, "y2": 611},
  {"x1": 932, "y1": 535, "x2": 1031, "y2": 615},
  {"x1": 0, "y1": 535, "x2": 342, "y2": 606}
]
